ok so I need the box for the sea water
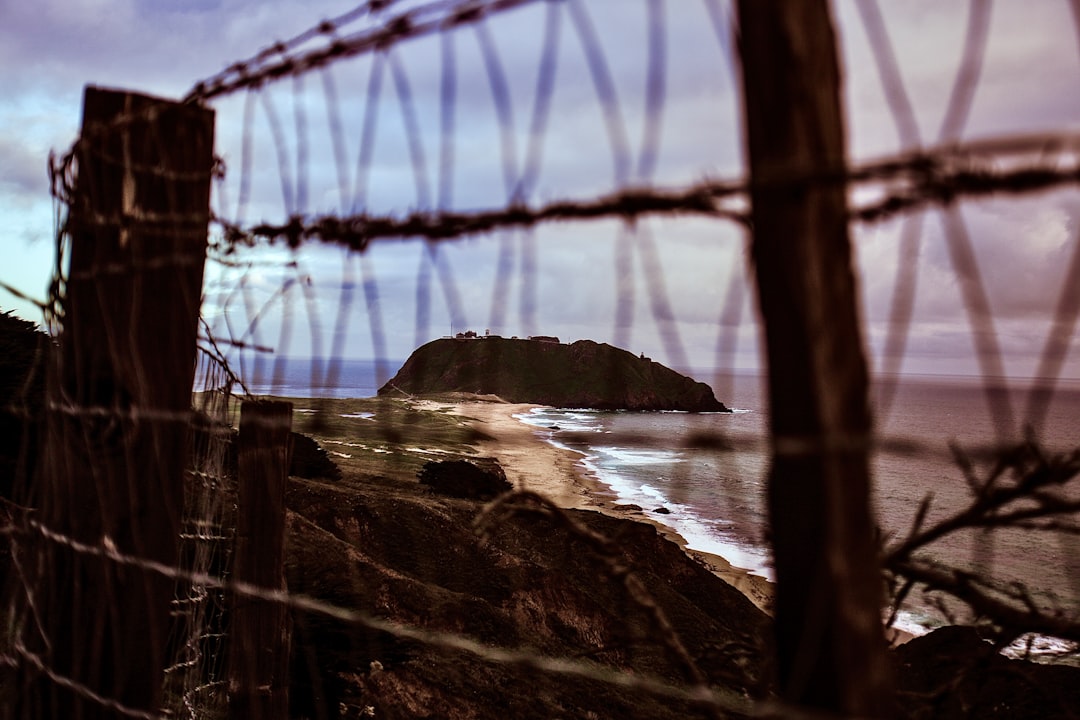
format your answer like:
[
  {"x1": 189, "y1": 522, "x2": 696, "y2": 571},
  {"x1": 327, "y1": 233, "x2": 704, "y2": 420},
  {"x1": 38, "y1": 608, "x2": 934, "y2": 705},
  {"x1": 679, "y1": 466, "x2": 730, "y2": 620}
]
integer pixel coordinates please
[
  {"x1": 517, "y1": 373, "x2": 1080, "y2": 652},
  {"x1": 219, "y1": 357, "x2": 399, "y2": 399},
  {"x1": 515, "y1": 404, "x2": 773, "y2": 576}
]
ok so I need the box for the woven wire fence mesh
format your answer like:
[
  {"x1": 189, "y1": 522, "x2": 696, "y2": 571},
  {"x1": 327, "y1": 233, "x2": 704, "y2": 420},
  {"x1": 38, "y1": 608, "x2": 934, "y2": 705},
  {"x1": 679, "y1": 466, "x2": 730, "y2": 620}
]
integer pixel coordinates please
[{"x1": 3, "y1": 1, "x2": 1080, "y2": 718}]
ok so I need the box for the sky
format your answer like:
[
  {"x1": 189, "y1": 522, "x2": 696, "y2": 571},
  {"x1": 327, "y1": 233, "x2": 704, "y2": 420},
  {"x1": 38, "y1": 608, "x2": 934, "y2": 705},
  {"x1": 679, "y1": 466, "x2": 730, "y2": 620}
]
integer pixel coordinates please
[{"x1": 3, "y1": 0, "x2": 1080, "y2": 384}]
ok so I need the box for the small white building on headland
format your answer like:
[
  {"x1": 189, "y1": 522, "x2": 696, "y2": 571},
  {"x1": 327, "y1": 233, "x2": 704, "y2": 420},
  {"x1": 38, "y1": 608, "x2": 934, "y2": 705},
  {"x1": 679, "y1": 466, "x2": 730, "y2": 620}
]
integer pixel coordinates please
[{"x1": 449, "y1": 331, "x2": 560, "y2": 343}]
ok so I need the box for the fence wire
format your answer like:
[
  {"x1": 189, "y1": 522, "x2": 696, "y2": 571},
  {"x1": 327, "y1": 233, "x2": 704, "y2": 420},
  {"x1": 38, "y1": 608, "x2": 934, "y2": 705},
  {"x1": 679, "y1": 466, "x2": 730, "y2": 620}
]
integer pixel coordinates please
[{"x1": 4, "y1": 1, "x2": 1080, "y2": 718}]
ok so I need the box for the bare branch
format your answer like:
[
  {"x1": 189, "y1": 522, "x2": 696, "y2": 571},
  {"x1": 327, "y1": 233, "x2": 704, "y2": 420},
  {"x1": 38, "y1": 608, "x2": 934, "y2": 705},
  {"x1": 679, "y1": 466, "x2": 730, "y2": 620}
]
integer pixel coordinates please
[
  {"x1": 889, "y1": 558, "x2": 1080, "y2": 643},
  {"x1": 887, "y1": 440, "x2": 1080, "y2": 563},
  {"x1": 883, "y1": 439, "x2": 1080, "y2": 645}
]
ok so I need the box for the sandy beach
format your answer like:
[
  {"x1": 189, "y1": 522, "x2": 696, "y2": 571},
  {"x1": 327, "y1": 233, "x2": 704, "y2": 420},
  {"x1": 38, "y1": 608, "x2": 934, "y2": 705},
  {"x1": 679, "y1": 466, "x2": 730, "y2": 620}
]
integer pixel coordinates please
[{"x1": 438, "y1": 399, "x2": 776, "y2": 613}]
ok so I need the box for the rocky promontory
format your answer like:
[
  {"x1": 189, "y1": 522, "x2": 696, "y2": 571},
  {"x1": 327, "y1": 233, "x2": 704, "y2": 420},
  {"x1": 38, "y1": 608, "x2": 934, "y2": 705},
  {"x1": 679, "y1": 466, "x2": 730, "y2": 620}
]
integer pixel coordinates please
[{"x1": 378, "y1": 337, "x2": 730, "y2": 412}]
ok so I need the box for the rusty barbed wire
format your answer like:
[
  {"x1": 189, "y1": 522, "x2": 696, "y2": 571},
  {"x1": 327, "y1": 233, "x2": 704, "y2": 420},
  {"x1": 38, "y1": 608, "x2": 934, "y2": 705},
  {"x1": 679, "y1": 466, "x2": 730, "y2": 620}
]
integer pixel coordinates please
[
  {"x1": 210, "y1": 131, "x2": 1080, "y2": 250},
  {"x1": 184, "y1": 0, "x2": 546, "y2": 104},
  {"x1": 214, "y1": 179, "x2": 742, "y2": 250}
]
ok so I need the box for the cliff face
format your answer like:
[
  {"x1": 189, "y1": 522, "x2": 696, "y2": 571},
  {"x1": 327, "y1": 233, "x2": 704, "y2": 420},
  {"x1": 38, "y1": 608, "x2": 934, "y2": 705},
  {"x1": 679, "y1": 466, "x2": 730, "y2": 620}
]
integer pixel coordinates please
[
  {"x1": 379, "y1": 338, "x2": 729, "y2": 412},
  {"x1": 286, "y1": 475, "x2": 773, "y2": 718}
]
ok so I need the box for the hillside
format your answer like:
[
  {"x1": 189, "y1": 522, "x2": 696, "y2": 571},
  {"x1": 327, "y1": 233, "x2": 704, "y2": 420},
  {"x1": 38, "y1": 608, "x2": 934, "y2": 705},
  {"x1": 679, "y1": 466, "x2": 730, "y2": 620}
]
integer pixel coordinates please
[
  {"x1": 286, "y1": 470, "x2": 772, "y2": 718},
  {"x1": 378, "y1": 338, "x2": 730, "y2": 412},
  {"x1": 0, "y1": 311, "x2": 48, "y2": 499}
]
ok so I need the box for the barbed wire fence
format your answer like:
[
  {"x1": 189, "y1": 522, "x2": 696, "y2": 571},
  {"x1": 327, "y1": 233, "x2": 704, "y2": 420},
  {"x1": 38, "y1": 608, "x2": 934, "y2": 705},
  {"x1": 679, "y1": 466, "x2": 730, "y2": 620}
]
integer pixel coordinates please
[{"x1": 2, "y1": 0, "x2": 1080, "y2": 717}]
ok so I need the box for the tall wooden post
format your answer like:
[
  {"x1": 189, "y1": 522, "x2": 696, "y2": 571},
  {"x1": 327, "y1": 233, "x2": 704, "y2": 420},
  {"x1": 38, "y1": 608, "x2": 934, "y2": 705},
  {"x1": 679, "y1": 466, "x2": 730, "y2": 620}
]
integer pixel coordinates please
[
  {"x1": 16, "y1": 87, "x2": 214, "y2": 717},
  {"x1": 229, "y1": 400, "x2": 293, "y2": 720},
  {"x1": 736, "y1": 2, "x2": 893, "y2": 716}
]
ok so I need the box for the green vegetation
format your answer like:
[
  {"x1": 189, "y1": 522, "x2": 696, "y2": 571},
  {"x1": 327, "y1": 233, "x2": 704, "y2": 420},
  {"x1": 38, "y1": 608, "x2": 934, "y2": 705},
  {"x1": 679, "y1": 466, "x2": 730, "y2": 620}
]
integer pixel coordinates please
[{"x1": 268, "y1": 396, "x2": 492, "y2": 483}]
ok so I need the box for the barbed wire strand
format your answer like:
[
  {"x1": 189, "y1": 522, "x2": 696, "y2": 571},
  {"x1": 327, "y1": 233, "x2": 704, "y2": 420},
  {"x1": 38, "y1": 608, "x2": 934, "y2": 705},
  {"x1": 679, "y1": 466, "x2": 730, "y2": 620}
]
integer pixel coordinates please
[
  {"x1": 934, "y1": 0, "x2": 1017, "y2": 449},
  {"x1": 208, "y1": 135, "x2": 1080, "y2": 251},
  {"x1": 294, "y1": 72, "x2": 311, "y2": 215},
  {"x1": 853, "y1": 1, "x2": 925, "y2": 422},
  {"x1": 259, "y1": 86, "x2": 298, "y2": 219},
  {"x1": 475, "y1": 12, "x2": 522, "y2": 336},
  {"x1": 517, "y1": 0, "x2": 561, "y2": 202},
  {"x1": 628, "y1": 0, "x2": 697, "y2": 373},
  {"x1": 1033, "y1": 0, "x2": 1080, "y2": 618},
  {"x1": 936, "y1": 0, "x2": 1014, "y2": 625},
  {"x1": 438, "y1": 29, "x2": 457, "y2": 211},
  {"x1": 1024, "y1": 0, "x2": 1080, "y2": 435},
  {"x1": 185, "y1": 0, "x2": 546, "y2": 104}
]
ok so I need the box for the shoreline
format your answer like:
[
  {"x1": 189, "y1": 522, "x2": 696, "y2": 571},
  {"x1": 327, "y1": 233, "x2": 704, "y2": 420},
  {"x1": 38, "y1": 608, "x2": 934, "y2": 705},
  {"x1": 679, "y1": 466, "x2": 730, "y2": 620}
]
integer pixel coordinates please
[{"x1": 435, "y1": 398, "x2": 776, "y2": 614}]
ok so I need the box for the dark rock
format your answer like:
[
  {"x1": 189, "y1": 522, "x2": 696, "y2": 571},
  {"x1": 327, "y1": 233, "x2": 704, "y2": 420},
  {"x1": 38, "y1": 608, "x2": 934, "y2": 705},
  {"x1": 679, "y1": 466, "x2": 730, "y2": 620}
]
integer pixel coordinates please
[
  {"x1": 653, "y1": 507, "x2": 671, "y2": 515},
  {"x1": 894, "y1": 625, "x2": 1080, "y2": 719},
  {"x1": 685, "y1": 431, "x2": 734, "y2": 450},
  {"x1": 289, "y1": 431, "x2": 342, "y2": 481},
  {"x1": 379, "y1": 337, "x2": 730, "y2": 412},
  {"x1": 0, "y1": 310, "x2": 48, "y2": 501},
  {"x1": 417, "y1": 458, "x2": 512, "y2": 500},
  {"x1": 615, "y1": 504, "x2": 644, "y2": 512},
  {"x1": 0, "y1": 311, "x2": 47, "y2": 407},
  {"x1": 189, "y1": 422, "x2": 341, "y2": 482}
]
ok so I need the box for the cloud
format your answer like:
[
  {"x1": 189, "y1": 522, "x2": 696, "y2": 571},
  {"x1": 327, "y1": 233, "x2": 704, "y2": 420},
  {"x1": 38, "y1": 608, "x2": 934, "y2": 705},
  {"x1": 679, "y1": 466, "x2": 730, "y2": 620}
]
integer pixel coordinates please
[
  {"x1": 837, "y1": 1, "x2": 1080, "y2": 156},
  {"x1": 856, "y1": 191, "x2": 1080, "y2": 378},
  {"x1": 0, "y1": 138, "x2": 48, "y2": 198},
  {"x1": 3, "y1": 0, "x2": 1080, "y2": 381}
]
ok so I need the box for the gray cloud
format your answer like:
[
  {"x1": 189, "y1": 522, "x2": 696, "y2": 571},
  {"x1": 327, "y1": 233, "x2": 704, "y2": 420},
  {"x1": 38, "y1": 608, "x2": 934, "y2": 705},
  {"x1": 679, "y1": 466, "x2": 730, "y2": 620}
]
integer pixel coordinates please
[
  {"x1": 0, "y1": 137, "x2": 49, "y2": 197},
  {"x1": 3, "y1": 0, "x2": 1080, "y2": 380}
]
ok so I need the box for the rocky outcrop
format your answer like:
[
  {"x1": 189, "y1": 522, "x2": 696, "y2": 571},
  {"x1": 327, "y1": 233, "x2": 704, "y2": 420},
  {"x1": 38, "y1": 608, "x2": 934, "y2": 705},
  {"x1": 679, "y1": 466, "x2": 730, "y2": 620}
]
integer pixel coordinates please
[
  {"x1": 417, "y1": 458, "x2": 511, "y2": 500},
  {"x1": 379, "y1": 338, "x2": 729, "y2": 412},
  {"x1": 289, "y1": 431, "x2": 343, "y2": 481},
  {"x1": 189, "y1": 420, "x2": 341, "y2": 481},
  {"x1": 893, "y1": 626, "x2": 1080, "y2": 719}
]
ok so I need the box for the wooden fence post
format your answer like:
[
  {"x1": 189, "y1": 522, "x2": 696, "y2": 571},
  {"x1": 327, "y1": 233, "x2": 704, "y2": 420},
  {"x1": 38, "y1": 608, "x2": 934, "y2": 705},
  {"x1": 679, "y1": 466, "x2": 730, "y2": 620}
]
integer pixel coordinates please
[
  {"x1": 229, "y1": 399, "x2": 294, "y2": 719},
  {"x1": 16, "y1": 86, "x2": 214, "y2": 717},
  {"x1": 735, "y1": 2, "x2": 893, "y2": 716}
]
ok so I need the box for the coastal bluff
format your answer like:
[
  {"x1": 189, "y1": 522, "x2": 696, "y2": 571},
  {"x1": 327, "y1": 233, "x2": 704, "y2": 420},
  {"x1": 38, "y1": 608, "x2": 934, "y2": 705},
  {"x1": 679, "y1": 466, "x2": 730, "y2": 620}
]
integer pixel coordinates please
[{"x1": 378, "y1": 337, "x2": 730, "y2": 412}]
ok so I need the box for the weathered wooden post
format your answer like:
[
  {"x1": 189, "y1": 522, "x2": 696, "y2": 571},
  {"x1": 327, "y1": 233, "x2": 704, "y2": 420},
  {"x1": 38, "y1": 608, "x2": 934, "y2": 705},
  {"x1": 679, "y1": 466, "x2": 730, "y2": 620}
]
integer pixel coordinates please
[
  {"x1": 736, "y1": 2, "x2": 894, "y2": 716},
  {"x1": 229, "y1": 399, "x2": 294, "y2": 719},
  {"x1": 17, "y1": 87, "x2": 214, "y2": 717}
]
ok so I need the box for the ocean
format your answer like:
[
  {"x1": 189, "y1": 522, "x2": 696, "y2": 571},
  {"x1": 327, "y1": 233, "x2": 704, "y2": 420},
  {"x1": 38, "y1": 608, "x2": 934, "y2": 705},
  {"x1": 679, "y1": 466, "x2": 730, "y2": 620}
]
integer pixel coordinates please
[
  {"x1": 222, "y1": 357, "x2": 397, "y2": 399},
  {"x1": 517, "y1": 373, "x2": 1080, "y2": 653},
  {"x1": 235, "y1": 358, "x2": 1080, "y2": 650}
]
